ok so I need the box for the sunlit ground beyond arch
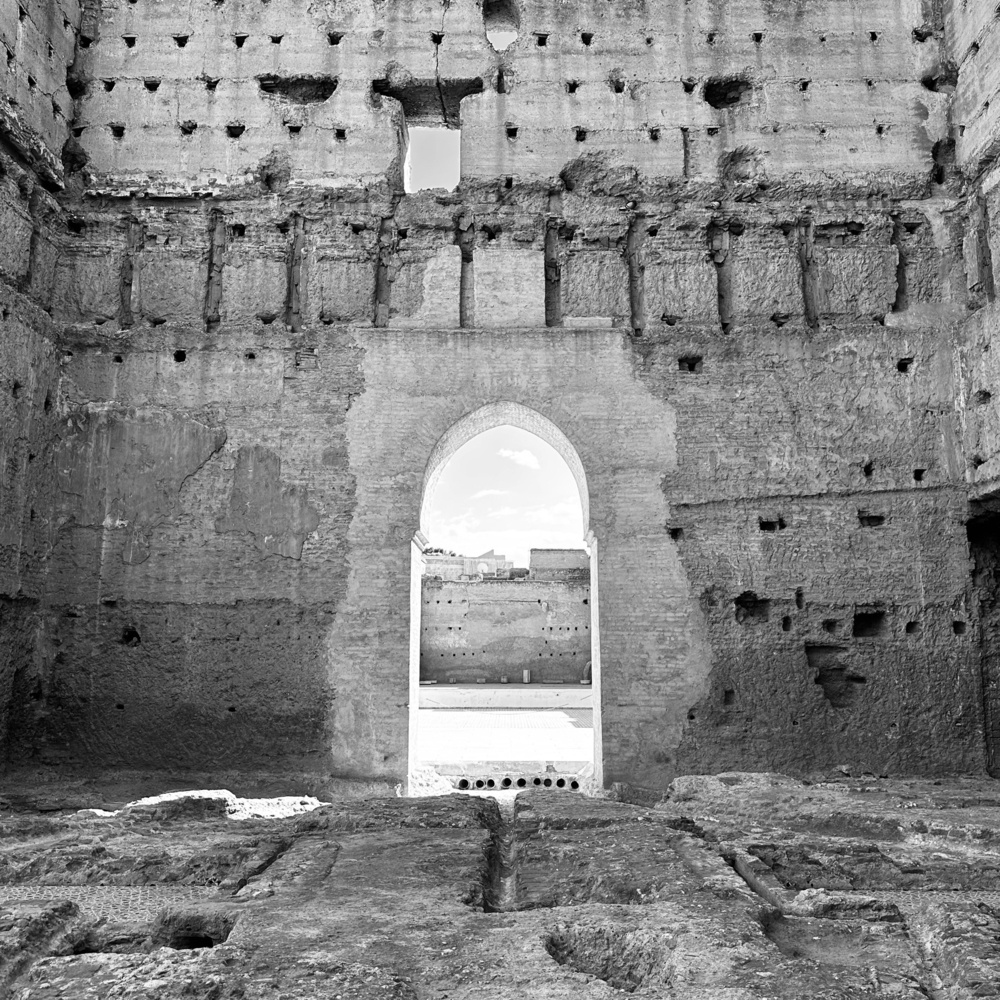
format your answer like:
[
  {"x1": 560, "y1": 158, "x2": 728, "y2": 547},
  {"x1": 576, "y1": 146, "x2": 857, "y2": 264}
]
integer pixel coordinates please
[
  {"x1": 422, "y1": 425, "x2": 585, "y2": 567},
  {"x1": 410, "y1": 417, "x2": 598, "y2": 794}
]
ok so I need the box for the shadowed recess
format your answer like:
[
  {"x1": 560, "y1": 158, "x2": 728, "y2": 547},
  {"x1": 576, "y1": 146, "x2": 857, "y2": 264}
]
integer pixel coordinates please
[
  {"x1": 372, "y1": 77, "x2": 485, "y2": 127},
  {"x1": 258, "y1": 76, "x2": 338, "y2": 103}
]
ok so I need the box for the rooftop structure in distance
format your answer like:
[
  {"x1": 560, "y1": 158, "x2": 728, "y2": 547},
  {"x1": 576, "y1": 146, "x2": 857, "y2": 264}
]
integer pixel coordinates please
[
  {"x1": 424, "y1": 548, "x2": 517, "y2": 580},
  {"x1": 1, "y1": 0, "x2": 1000, "y2": 792}
]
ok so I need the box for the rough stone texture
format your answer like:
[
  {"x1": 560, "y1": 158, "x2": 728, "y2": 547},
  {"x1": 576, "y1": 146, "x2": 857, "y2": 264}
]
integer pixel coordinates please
[
  {"x1": 421, "y1": 578, "x2": 590, "y2": 684},
  {"x1": 5, "y1": 779, "x2": 1000, "y2": 997},
  {"x1": 0, "y1": 0, "x2": 80, "y2": 186},
  {"x1": 0, "y1": 0, "x2": 999, "y2": 790}
]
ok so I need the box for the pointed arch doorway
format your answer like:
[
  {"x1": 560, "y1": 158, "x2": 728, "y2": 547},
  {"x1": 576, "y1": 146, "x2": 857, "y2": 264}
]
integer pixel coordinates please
[{"x1": 408, "y1": 402, "x2": 603, "y2": 792}]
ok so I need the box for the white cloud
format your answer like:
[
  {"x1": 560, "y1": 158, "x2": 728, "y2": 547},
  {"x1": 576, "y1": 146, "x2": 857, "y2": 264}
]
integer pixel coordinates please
[
  {"x1": 471, "y1": 489, "x2": 508, "y2": 500},
  {"x1": 487, "y1": 506, "x2": 520, "y2": 518},
  {"x1": 498, "y1": 448, "x2": 540, "y2": 470}
]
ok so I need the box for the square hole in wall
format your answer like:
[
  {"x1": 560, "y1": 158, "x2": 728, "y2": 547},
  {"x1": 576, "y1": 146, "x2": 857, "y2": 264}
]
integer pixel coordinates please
[
  {"x1": 734, "y1": 591, "x2": 770, "y2": 624},
  {"x1": 404, "y1": 127, "x2": 461, "y2": 192},
  {"x1": 853, "y1": 609, "x2": 886, "y2": 637}
]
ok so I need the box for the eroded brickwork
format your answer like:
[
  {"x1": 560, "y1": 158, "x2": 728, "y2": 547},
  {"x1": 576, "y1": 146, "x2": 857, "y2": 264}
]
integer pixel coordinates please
[{"x1": 420, "y1": 578, "x2": 591, "y2": 684}]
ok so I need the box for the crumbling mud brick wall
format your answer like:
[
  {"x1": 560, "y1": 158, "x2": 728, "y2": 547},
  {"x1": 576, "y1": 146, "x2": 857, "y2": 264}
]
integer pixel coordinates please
[
  {"x1": 949, "y1": 0, "x2": 1000, "y2": 778},
  {"x1": 420, "y1": 577, "x2": 590, "y2": 684},
  {"x1": 1, "y1": 0, "x2": 999, "y2": 788},
  {"x1": 0, "y1": 0, "x2": 81, "y2": 757}
]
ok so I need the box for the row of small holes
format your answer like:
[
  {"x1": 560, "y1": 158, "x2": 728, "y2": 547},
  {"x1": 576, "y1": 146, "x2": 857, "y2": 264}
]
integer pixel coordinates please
[
  {"x1": 777, "y1": 616, "x2": 968, "y2": 636},
  {"x1": 103, "y1": 122, "x2": 349, "y2": 139},
  {"x1": 435, "y1": 651, "x2": 581, "y2": 656},
  {"x1": 82, "y1": 31, "x2": 345, "y2": 48},
  {"x1": 89, "y1": 119, "x2": 891, "y2": 143},
  {"x1": 83, "y1": 76, "x2": 897, "y2": 96},
  {"x1": 455, "y1": 776, "x2": 581, "y2": 790}
]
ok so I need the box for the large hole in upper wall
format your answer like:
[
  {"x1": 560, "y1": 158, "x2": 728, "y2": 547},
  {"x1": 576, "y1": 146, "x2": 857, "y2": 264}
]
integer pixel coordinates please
[
  {"x1": 704, "y1": 76, "x2": 753, "y2": 109},
  {"x1": 372, "y1": 77, "x2": 483, "y2": 193},
  {"x1": 483, "y1": 0, "x2": 519, "y2": 50},
  {"x1": 258, "y1": 75, "x2": 338, "y2": 103}
]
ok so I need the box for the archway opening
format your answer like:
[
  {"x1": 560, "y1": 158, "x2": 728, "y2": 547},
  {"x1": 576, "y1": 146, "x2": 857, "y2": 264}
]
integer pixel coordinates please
[{"x1": 409, "y1": 406, "x2": 601, "y2": 793}]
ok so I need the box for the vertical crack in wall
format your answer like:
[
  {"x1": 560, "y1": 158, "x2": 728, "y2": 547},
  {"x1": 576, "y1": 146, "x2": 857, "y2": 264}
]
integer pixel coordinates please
[
  {"x1": 626, "y1": 213, "x2": 646, "y2": 337},
  {"x1": 118, "y1": 214, "x2": 143, "y2": 329},
  {"x1": 204, "y1": 209, "x2": 226, "y2": 331},
  {"x1": 433, "y1": 9, "x2": 449, "y2": 125},
  {"x1": 285, "y1": 213, "x2": 305, "y2": 332},
  {"x1": 708, "y1": 220, "x2": 734, "y2": 333},
  {"x1": 797, "y1": 216, "x2": 820, "y2": 330},
  {"x1": 374, "y1": 198, "x2": 401, "y2": 327},
  {"x1": 457, "y1": 211, "x2": 475, "y2": 328},
  {"x1": 680, "y1": 127, "x2": 691, "y2": 179},
  {"x1": 22, "y1": 185, "x2": 43, "y2": 296},
  {"x1": 890, "y1": 216, "x2": 908, "y2": 314},
  {"x1": 544, "y1": 191, "x2": 563, "y2": 328},
  {"x1": 968, "y1": 507, "x2": 1000, "y2": 776},
  {"x1": 975, "y1": 196, "x2": 997, "y2": 304}
]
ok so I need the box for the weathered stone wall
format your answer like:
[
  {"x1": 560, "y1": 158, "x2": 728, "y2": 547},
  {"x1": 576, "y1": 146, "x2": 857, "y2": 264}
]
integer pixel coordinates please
[
  {"x1": 0, "y1": 274, "x2": 61, "y2": 756},
  {"x1": 67, "y1": 0, "x2": 947, "y2": 194},
  {"x1": 2, "y1": 0, "x2": 999, "y2": 787},
  {"x1": 0, "y1": 0, "x2": 79, "y2": 760},
  {"x1": 0, "y1": 0, "x2": 81, "y2": 187},
  {"x1": 948, "y1": 0, "x2": 1000, "y2": 183},
  {"x1": 0, "y1": 212, "x2": 64, "y2": 761},
  {"x1": 947, "y1": 0, "x2": 1000, "y2": 775},
  {"x1": 420, "y1": 577, "x2": 590, "y2": 684}
]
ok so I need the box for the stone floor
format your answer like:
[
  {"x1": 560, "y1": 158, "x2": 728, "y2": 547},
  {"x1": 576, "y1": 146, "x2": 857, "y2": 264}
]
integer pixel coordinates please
[
  {"x1": 0, "y1": 886, "x2": 222, "y2": 922},
  {"x1": 2, "y1": 774, "x2": 1000, "y2": 998}
]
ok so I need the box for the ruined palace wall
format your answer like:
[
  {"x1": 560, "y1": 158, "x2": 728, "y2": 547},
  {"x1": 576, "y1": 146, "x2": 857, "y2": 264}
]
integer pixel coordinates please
[
  {"x1": 0, "y1": 0, "x2": 78, "y2": 760},
  {"x1": 69, "y1": 0, "x2": 944, "y2": 193},
  {"x1": 0, "y1": 0, "x2": 81, "y2": 185},
  {"x1": 947, "y1": 1, "x2": 1000, "y2": 775},
  {"x1": 33, "y1": 300, "x2": 984, "y2": 783},
  {"x1": 0, "y1": 245, "x2": 62, "y2": 762},
  {"x1": 947, "y1": 0, "x2": 1000, "y2": 180},
  {"x1": 6, "y1": 0, "x2": 991, "y2": 786},
  {"x1": 420, "y1": 577, "x2": 590, "y2": 684}
]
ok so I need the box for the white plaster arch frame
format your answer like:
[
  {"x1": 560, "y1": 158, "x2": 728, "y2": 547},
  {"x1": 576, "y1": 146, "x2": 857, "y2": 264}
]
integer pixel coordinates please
[
  {"x1": 419, "y1": 401, "x2": 590, "y2": 542},
  {"x1": 408, "y1": 401, "x2": 602, "y2": 792}
]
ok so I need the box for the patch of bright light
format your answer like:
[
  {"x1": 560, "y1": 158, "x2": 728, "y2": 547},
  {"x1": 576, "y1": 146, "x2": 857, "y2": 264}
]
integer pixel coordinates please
[
  {"x1": 423, "y1": 425, "x2": 585, "y2": 567},
  {"x1": 404, "y1": 127, "x2": 461, "y2": 193},
  {"x1": 486, "y1": 28, "x2": 518, "y2": 51},
  {"x1": 108, "y1": 788, "x2": 328, "y2": 820}
]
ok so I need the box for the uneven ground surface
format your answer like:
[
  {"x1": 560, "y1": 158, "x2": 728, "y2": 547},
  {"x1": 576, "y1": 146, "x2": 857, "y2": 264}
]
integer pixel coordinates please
[{"x1": 2, "y1": 773, "x2": 1000, "y2": 998}]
